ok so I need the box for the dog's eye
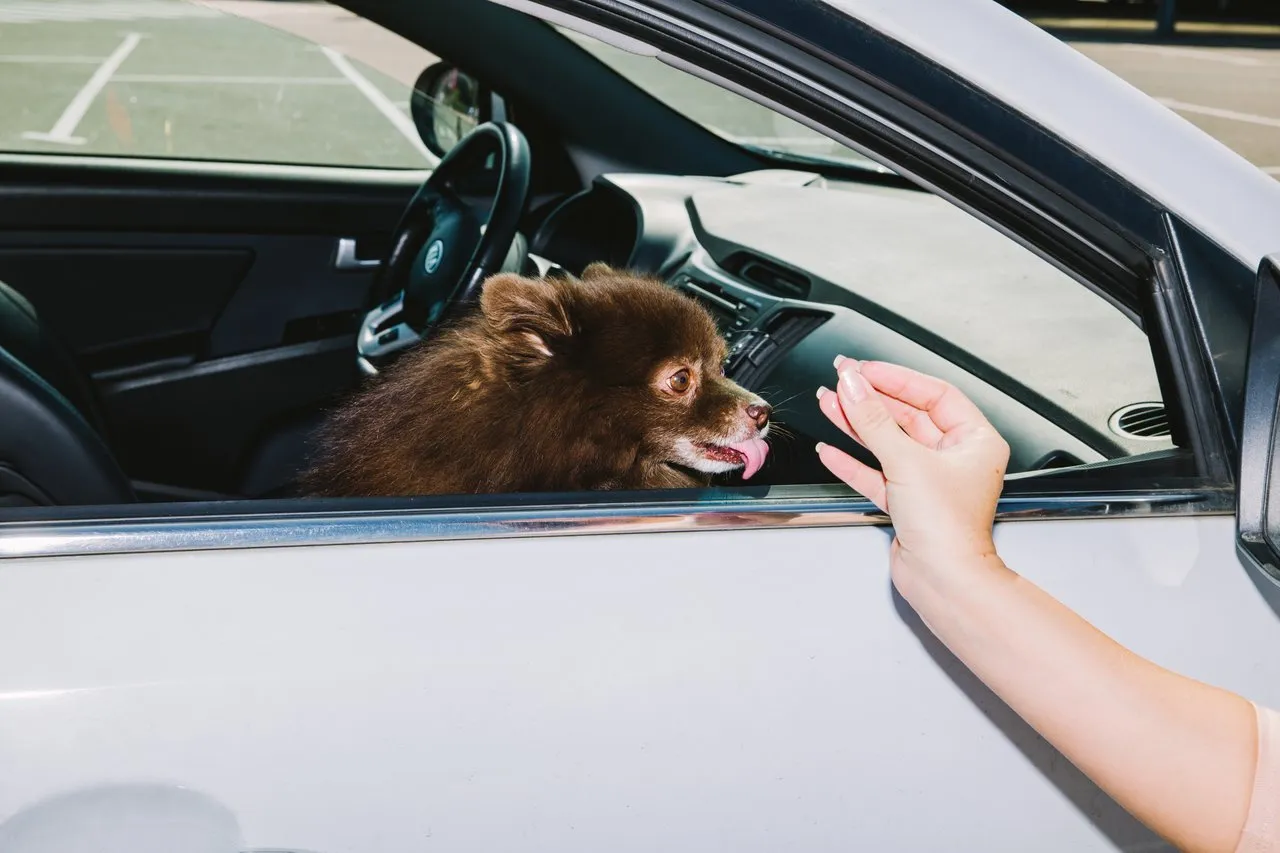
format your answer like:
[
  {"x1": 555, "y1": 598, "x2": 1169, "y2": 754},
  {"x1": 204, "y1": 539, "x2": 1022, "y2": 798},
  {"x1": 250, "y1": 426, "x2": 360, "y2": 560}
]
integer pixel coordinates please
[{"x1": 668, "y1": 369, "x2": 692, "y2": 393}]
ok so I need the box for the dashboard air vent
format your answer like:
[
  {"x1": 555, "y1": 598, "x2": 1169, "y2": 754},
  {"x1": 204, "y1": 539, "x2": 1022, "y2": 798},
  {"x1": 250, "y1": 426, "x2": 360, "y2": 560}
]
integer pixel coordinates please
[
  {"x1": 1108, "y1": 403, "x2": 1170, "y2": 440},
  {"x1": 729, "y1": 310, "x2": 829, "y2": 389},
  {"x1": 722, "y1": 252, "x2": 811, "y2": 300}
]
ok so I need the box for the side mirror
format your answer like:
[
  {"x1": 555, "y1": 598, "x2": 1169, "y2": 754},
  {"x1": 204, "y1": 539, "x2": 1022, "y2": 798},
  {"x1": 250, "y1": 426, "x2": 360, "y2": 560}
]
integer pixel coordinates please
[
  {"x1": 1237, "y1": 254, "x2": 1280, "y2": 586},
  {"x1": 410, "y1": 62, "x2": 502, "y2": 158}
]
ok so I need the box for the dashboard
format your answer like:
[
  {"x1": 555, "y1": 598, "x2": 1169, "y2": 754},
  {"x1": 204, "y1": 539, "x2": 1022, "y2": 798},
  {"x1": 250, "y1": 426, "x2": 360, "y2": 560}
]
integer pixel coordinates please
[{"x1": 526, "y1": 169, "x2": 1174, "y2": 486}]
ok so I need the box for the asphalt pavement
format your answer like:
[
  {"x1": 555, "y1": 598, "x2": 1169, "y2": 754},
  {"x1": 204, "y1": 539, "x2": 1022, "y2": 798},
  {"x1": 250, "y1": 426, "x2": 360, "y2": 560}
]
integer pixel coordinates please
[
  {"x1": 1052, "y1": 24, "x2": 1280, "y2": 176},
  {"x1": 0, "y1": 0, "x2": 436, "y2": 167}
]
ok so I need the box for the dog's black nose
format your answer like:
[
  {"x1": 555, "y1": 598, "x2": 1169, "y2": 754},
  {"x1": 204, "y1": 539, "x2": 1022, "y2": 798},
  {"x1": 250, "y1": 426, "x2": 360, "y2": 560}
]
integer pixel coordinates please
[{"x1": 746, "y1": 403, "x2": 771, "y2": 430}]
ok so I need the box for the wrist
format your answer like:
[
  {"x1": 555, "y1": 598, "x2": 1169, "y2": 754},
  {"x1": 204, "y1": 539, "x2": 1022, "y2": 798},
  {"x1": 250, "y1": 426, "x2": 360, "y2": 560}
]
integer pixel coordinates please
[
  {"x1": 891, "y1": 546, "x2": 1012, "y2": 605},
  {"x1": 891, "y1": 550, "x2": 1018, "y2": 659}
]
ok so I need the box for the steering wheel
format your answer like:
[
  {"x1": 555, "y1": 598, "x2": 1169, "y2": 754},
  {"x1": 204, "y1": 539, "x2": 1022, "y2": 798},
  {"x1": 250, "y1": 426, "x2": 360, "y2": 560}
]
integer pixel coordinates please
[{"x1": 356, "y1": 121, "x2": 532, "y2": 375}]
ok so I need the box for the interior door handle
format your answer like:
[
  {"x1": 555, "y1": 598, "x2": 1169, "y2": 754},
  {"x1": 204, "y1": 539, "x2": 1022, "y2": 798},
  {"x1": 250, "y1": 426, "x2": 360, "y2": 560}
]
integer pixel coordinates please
[{"x1": 333, "y1": 237, "x2": 381, "y2": 271}]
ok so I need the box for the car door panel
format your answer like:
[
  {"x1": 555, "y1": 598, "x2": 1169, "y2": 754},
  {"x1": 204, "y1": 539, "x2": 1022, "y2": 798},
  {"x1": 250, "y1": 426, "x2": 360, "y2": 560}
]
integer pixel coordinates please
[
  {"x1": 0, "y1": 163, "x2": 421, "y2": 493},
  {"x1": 0, "y1": 165, "x2": 419, "y2": 363},
  {"x1": 0, "y1": 515, "x2": 1273, "y2": 852},
  {"x1": 0, "y1": 245, "x2": 251, "y2": 363},
  {"x1": 0, "y1": 233, "x2": 380, "y2": 364},
  {"x1": 101, "y1": 337, "x2": 355, "y2": 495}
]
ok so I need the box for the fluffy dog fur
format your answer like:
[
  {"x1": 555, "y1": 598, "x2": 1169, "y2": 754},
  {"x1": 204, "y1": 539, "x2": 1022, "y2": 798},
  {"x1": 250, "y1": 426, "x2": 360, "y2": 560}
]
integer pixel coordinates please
[{"x1": 301, "y1": 263, "x2": 771, "y2": 497}]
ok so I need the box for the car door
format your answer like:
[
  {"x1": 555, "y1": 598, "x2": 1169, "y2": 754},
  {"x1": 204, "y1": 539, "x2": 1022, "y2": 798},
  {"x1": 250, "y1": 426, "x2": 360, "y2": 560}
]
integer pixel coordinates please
[{"x1": 2, "y1": 2, "x2": 1280, "y2": 853}]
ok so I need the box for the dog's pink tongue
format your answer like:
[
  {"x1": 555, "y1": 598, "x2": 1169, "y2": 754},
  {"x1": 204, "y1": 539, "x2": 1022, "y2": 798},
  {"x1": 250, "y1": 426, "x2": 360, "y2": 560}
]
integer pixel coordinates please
[{"x1": 729, "y1": 437, "x2": 769, "y2": 480}]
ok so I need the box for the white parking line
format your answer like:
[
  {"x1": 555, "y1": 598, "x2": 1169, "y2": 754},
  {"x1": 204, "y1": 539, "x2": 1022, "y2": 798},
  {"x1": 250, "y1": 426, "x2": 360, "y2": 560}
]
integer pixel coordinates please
[
  {"x1": 0, "y1": 55, "x2": 104, "y2": 64},
  {"x1": 1156, "y1": 97, "x2": 1280, "y2": 130},
  {"x1": 320, "y1": 46, "x2": 437, "y2": 165},
  {"x1": 1119, "y1": 44, "x2": 1266, "y2": 66},
  {"x1": 113, "y1": 74, "x2": 349, "y2": 84},
  {"x1": 21, "y1": 32, "x2": 142, "y2": 145}
]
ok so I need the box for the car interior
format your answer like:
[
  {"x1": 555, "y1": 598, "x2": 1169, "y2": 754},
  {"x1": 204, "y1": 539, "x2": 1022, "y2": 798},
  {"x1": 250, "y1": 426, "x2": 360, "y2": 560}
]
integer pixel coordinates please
[{"x1": 0, "y1": 0, "x2": 1186, "y2": 512}]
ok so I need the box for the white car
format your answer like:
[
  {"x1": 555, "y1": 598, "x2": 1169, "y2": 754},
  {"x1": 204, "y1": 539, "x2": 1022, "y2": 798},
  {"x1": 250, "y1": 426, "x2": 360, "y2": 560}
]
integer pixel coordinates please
[{"x1": 1, "y1": 0, "x2": 1279, "y2": 850}]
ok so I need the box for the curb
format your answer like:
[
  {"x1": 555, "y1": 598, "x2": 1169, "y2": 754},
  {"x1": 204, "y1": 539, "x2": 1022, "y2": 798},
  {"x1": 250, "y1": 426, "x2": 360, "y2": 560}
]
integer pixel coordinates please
[{"x1": 1030, "y1": 16, "x2": 1280, "y2": 37}]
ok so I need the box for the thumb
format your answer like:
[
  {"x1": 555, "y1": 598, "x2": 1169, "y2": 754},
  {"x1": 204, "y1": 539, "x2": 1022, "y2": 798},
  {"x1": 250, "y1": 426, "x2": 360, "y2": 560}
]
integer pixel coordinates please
[{"x1": 836, "y1": 363, "x2": 910, "y2": 458}]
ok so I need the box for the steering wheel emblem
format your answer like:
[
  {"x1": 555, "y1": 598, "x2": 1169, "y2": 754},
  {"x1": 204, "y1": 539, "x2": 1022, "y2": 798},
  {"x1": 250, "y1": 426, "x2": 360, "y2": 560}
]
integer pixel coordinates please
[{"x1": 423, "y1": 239, "x2": 445, "y2": 275}]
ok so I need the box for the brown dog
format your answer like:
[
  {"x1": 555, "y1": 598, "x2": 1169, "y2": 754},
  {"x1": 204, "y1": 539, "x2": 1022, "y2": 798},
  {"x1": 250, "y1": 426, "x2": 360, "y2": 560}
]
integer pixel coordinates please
[{"x1": 301, "y1": 263, "x2": 772, "y2": 497}]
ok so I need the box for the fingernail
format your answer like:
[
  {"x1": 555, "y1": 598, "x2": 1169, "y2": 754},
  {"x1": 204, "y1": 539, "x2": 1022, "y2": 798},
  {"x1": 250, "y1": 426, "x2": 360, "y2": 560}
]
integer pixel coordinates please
[
  {"x1": 815, "y1": 442, "x2": 827, "y2": 453},
  {"x1": 839, "y1": 366, "x2": 867, "y2": 402},
  {"x1": 816, "y1": 385, "x2": 830, "y2": 400},
  {"x1": 835, "y1": 355, "x2": 861, "y2": 372}
]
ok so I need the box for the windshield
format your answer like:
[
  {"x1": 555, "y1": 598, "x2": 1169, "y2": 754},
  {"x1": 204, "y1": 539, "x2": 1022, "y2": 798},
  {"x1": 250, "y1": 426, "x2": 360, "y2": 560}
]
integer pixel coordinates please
[{"x1": 556, "y1": 27, "x2": 887, "y2": 173}]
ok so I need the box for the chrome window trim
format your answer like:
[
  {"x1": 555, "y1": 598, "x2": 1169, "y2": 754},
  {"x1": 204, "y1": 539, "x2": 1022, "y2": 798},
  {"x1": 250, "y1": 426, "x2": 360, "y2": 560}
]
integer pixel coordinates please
[{"x1": 0, "y1": 488, "x2": 1231, "y2": 560}]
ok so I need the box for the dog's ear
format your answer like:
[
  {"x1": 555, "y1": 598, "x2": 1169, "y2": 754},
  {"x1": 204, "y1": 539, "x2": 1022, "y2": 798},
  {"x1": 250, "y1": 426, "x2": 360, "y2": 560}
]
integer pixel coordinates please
[
  {"x1": 580, "y1": 262, "x2": 615, "y2": 282},
  {"x1": 479, "y1": 273, "x2": 573, "y2": 357}
]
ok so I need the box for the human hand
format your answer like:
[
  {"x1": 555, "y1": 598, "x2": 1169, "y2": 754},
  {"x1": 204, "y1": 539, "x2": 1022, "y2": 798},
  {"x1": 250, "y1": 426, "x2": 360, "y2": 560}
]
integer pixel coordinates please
[{"x1": 815, "y1": 358, "x2": 1011, "y2": 589}]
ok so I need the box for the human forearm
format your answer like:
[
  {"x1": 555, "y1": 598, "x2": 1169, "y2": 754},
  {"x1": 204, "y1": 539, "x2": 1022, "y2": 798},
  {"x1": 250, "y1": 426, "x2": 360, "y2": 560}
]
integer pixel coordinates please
[
  {"x1": 817, "y1": 362, "x2": 1265, "y2": 850},
  {"x1": 895, "y1": 557, "x2": 1257, "y2": 853}
]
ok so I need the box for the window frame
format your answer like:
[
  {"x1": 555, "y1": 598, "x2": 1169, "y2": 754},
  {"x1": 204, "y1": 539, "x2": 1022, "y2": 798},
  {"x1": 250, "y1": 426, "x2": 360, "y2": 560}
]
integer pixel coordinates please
[{"x1": 0, "y1": 0, "x2": 1241, "y2": 559}]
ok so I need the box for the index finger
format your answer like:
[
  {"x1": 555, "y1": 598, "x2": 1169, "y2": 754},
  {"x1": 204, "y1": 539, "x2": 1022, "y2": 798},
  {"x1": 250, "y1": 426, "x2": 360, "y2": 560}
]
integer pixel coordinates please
[{"x1": 857, "y1": 361, "x2": 989, "y2": 433}]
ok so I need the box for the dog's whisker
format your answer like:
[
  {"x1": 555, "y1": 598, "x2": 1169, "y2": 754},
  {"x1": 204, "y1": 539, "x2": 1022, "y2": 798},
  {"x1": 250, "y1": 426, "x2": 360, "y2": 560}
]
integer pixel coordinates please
[{"x1": 770, "y1": 391, "x2": 806, "y2": 409}]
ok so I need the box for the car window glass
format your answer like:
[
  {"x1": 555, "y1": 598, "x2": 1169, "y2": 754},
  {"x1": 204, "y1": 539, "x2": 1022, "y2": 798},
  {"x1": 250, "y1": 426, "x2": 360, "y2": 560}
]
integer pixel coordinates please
[{"x1": 0, "y1": 0, "x2": 438, "y2": 168}]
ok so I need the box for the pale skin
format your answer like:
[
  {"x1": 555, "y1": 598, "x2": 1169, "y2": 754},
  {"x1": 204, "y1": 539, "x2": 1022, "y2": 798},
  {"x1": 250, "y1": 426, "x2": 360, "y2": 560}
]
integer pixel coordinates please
[{"x1": 814, "y1": 357, "x2": 1258, "y2": 853}]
